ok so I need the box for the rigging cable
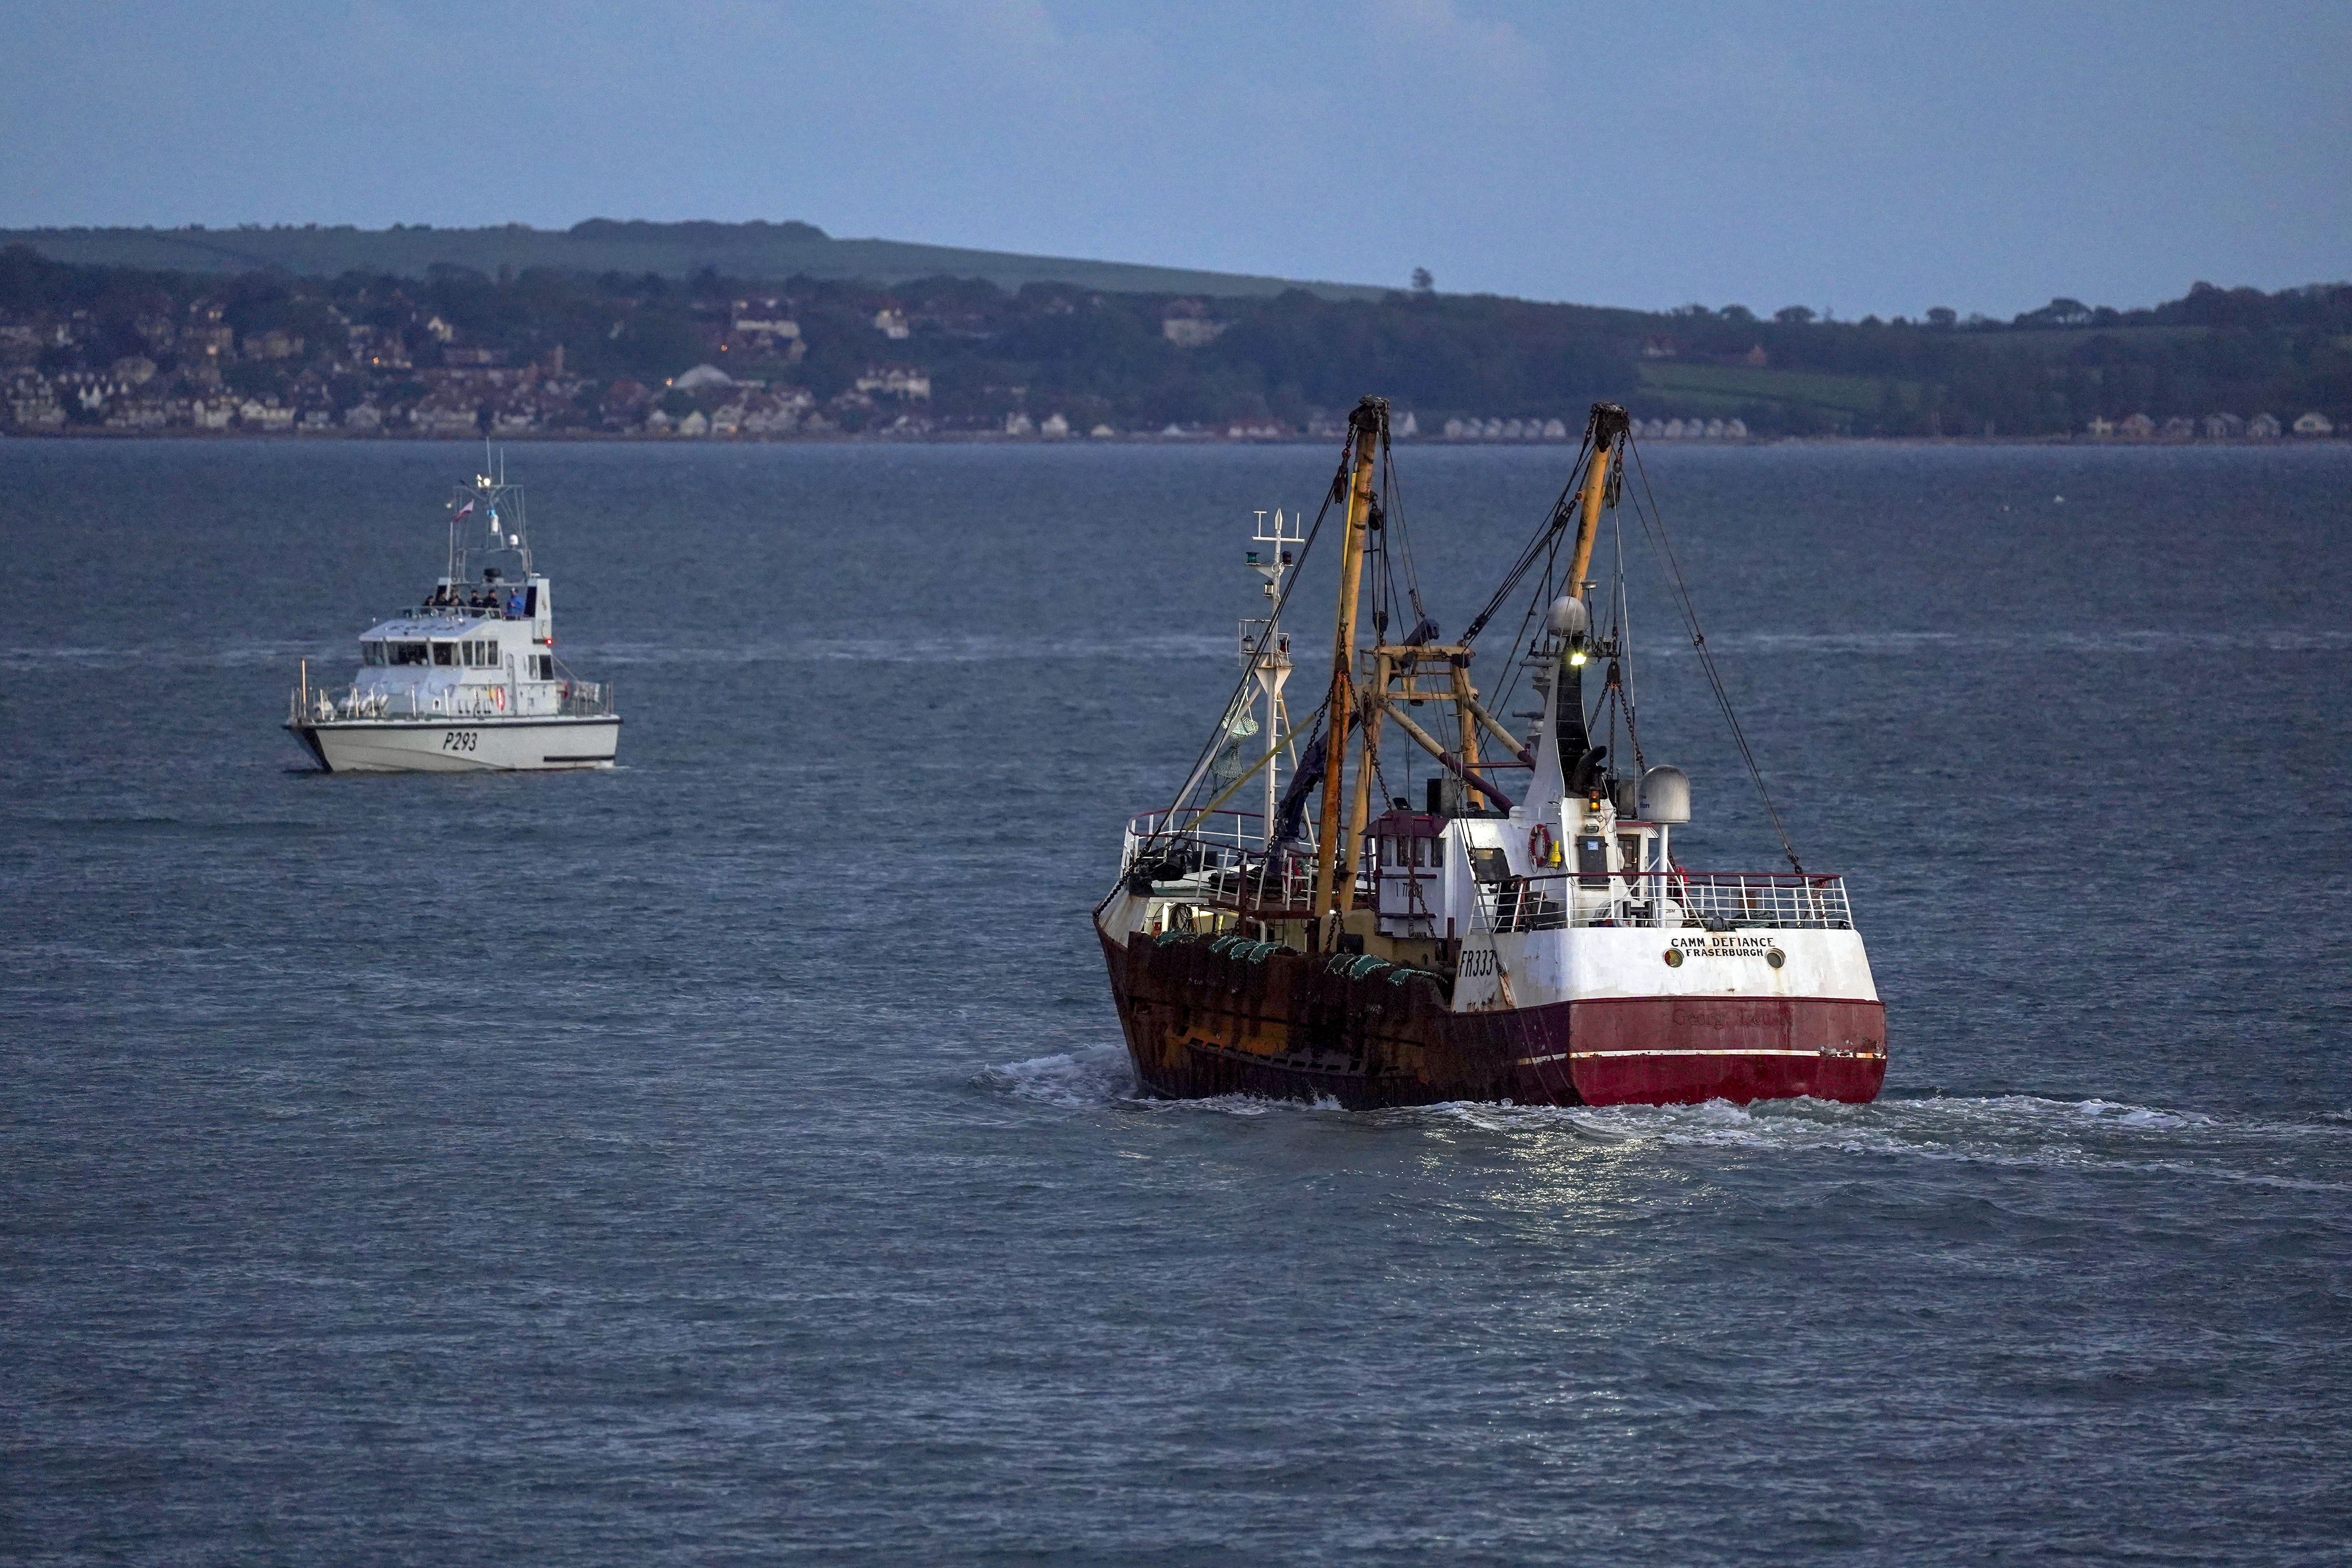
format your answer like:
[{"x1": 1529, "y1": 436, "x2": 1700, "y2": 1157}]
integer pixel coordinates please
[
  {"x1": 1458, "y1": 430, "x2": 1596, "y2": 649},
  {"x1": 1623, "y1": 436, "x2": 1805, "y2": 874},
  {"x1": 1159, "y1": 434, "x2": 1354, "y2": 819}
]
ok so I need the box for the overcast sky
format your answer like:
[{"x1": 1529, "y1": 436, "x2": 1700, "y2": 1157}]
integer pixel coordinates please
[{"x1": 5, "y1": 1, "x2": 2345, "y2": 316}]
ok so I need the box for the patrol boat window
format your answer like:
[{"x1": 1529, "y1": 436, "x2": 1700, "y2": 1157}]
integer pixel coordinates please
[
  {"x1": 432, "y1": 642, "x2": 457, "y2": 666},
  {"x1": 387, "y1": 641, "x2": 430, "y2": 666},
  {"x1": 362, "y1": 641, "x2": 386, "y2": 666}
]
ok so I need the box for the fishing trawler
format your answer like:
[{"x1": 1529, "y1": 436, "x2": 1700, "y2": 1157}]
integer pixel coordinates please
[
  {"x1": 285, "y1": 463, "x2": 620, "y2": 773},
  {"x1": 1094, "y1": 398, "x2": 1886, "y2": 1107}
]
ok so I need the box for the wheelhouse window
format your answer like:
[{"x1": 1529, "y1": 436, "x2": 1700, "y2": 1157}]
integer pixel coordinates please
[
  {"x1": 388, "y1": 641, "x2": 429, "y2": 666},
  {"x1": 432, "y1": 642, "x2": 456, "y2": 666},
  {"x1": 532, "y1": 654, "x2": 553, "y2": 680},
  {"x1": 361, "y1": 641, "x2": 386, "y2": 666}
]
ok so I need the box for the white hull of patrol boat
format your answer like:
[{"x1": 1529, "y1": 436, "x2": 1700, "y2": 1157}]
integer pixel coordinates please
[{"x1": 291, "y1": 715, "x2": 621, "y2": 773}]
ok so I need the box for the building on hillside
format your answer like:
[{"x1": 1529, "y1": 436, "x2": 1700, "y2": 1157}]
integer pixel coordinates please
[
  {"x1": 2117, "y1": 413, "x2": 2157, "y2": 439},
  {"x1": 1395, "y1": 411, "x2": 1419, "y2": 437},
  {"x1": 1640, "y1": 336, "x2": 1677, "y2": 359},
  {"x1": 242, "y1": 329, "x2": 304, "y2": 361},
  {"x1": 676, "y1": 410, "x2": 709, "y2": 437},
  {"x1": 1039, "y1": 412, "x2": 1070, "y2": 439},
  {"x1": 1090, "y1": 423, "x2": 1117, "y2": 438},
  {"x1": 2203, "y1": 413, "x2": 2244, "y2": 439},
  {"x1": 855, "y1": 366, "x2": 931, "y2": 401},
  {"x1": 2293, "y1": 411, "x2": 2335, "y2": 436},
  {"x1": 2160, "y1": 416, "x2": 2196, "y2": 440},
  {"x1": 409, "y1": 394, "x2": 478, "y2": 435},
  {"x1": 1161, "y1": 300, "x2": 1227, "y2": 347},
  {"x1": 2247, "y1": 412, "x2": 2282, "y2": 438},
  {"x1": 872, "y1": 308, "x2": 910, "y2": 340},
  {"x1": 1004, "y1": 411, "x2": 1035, "y2": 436},
  {"x1": 343, "y1": 402, "x2": 383, "y2": 431},
  {"x1": 2086, "y1": 416, "x2": 2114, "y2": 437},
  {"x1": 733, "y1": 311, "x2": 801, "y2": 340}
]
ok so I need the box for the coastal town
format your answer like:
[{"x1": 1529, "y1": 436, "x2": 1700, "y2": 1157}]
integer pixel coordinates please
[{"x1": 1, "y1": 242, "x2": 2342, "y2": 442}]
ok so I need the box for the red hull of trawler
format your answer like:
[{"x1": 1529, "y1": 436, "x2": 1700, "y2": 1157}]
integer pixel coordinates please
[{"x1": 1101, "y1": 932, "x2": 1886, "y2": 1110}]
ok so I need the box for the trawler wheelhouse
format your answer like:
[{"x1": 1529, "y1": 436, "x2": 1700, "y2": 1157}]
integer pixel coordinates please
[{"x1": 1093, "y1": 398, "x2": 1886, "y2": 1109}]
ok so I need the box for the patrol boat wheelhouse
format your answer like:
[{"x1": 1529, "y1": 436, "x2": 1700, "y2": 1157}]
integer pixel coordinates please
[
  {"x1": 1094, "y1": 398, "x2": 1887, "y2": 1108},
  {"x1": 286, "y1": 465, "x2": 620, "y2": 773}
]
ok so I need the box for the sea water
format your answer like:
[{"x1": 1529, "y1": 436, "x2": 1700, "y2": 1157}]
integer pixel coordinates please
[{"x1": 2, "y1": 438, "x2": 2347, "y2": 1564}]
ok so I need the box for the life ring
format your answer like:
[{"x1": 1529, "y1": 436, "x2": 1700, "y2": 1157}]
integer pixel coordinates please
[
  {"x1": 1528, "y1": 823, "x2": 1556, "y2": 864},
  {"x1": 492, "y1": 686, "x2": 507, "y2": 712}
]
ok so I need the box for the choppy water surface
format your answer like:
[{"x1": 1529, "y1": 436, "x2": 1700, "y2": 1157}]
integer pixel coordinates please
[{"x1": 2, "y1": 439, "x2": 2348, "y2": 1565}]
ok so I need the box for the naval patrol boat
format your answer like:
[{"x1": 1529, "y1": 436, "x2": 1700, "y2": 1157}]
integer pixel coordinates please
[
  {"x1": 1095, "y1": 398, "x2": 1887, "y2": 1108},
  {"x1": 286, "y1": 463, "x2": 620, "y2": 773}
]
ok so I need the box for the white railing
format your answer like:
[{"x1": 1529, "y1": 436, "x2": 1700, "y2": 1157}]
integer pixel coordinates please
[
  {"x1": 1121, "y1": 808, "x2": 1319, "y2": 912},
  {"x1": 289, "y1": 680, "x2": 616, "y2": 724},
  {"x1": 1472, "y1": 870, "x2": 1854, "y2": 933}
]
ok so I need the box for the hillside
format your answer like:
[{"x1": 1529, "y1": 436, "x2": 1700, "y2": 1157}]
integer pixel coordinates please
[
  {"x1": 1, "y1": 242, "x2": 2344, "y2": 441},
  {"x1": 0, "y1": 220, "x2": 1390, "y2": 302}
]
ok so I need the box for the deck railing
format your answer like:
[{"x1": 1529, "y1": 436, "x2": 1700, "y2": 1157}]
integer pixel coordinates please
[
  {"x1": 289, "y1": 679, "x2": 619, "y2": 724},
  {"x1": 1121, "y1": 808, "x2": 1321, "y2": 913},
  {"x1": 1472, "y1": 869, "x2": 1854, "y2": 933},
  {"x1": 555, "y1": 679, "x2": 616, "y2": 717},
  {"x1": 1121, "y1": 810, "x2": 1856, "y2": 935}
]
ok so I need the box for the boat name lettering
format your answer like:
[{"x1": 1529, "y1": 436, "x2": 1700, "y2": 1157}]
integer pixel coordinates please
[{"x1": 1669, "y1": 935, "x2": 1781, "y2": 956}]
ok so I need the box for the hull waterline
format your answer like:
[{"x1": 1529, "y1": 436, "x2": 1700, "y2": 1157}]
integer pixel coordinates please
[
  {"x1": 288, "y1": 716, "x2": 621, "y2": 773},
  {"x1": 1101, "y1": 928, "x2": 1886, "y2": 1109}
]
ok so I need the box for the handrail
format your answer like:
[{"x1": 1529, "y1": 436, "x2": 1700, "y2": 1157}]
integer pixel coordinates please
[{"x1": 1472, "y1": 868, "x2": 1854, "y2": 933}]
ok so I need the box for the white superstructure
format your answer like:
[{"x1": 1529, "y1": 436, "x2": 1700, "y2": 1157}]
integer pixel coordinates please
[{"x1": 286, "y1": 463, "x2": 621, "y2": 773}]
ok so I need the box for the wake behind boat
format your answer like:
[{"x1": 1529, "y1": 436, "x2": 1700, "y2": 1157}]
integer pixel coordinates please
[
  {"x1": 1094, "y1": 398, "x2": 1887, "y2": 1108},
  {"x1": 286, "y1": 462, "x2": 620, "y2": 773}
]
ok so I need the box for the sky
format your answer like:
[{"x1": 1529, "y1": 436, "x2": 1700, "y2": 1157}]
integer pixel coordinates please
[{"x1": 4, "y1": 0, "x2": 2346, "y2": 318}]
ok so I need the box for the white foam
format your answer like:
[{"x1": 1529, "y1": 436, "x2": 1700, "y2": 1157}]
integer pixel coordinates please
[
  {"x1": 979, "y1": 1068, "x2": 2348, "y2": 1189},
  {"x1": 976, "y1": 1044, "x2": 1133, "y2": 1109}
]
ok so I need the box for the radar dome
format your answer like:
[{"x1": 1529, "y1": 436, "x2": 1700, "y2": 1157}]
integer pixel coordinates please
[
  {"x1": 1545, "y1": 595, "x2": 1589, "y2": 640},
  {"x1": 1638, "y1": 765, "x2": 1691, "y2": 823}
]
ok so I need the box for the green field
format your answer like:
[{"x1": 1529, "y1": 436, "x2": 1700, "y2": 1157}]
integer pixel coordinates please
[
  {"x1": 0, "y1": 221, "x2": 1390, "y2": 301},
  {"x1": 1636, "y1": 361, "x2": 1906, "y2": 419}
]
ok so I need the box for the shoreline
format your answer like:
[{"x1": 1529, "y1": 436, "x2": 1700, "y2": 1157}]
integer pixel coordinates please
[{"x1": 4, "y1": 427, "x2": 2342, "y2": 449}]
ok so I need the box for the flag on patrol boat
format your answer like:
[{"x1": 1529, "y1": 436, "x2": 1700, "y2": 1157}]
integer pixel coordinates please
[{"x1": 453, "y1": 499, "x2": 477, "y2": 521}]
